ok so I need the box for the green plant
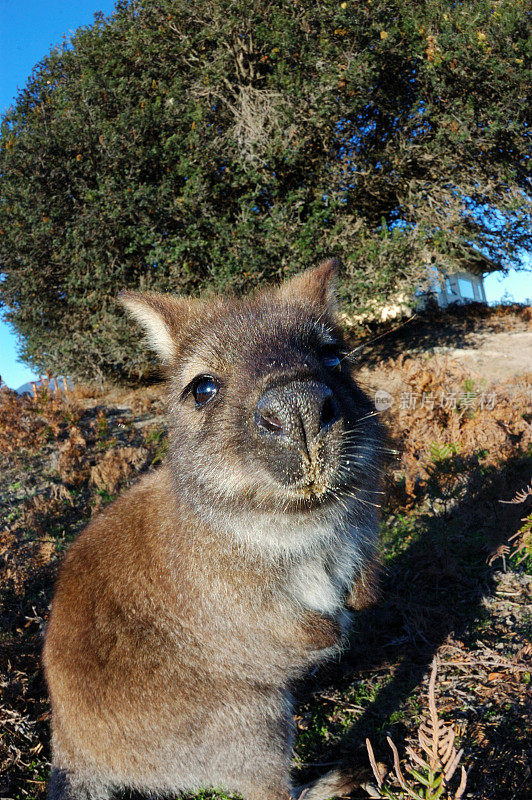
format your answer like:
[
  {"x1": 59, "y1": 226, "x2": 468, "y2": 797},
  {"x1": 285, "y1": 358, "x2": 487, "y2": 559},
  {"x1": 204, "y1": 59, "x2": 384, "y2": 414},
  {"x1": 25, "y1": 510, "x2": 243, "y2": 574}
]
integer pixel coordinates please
[
  {"x1": 95, "y1": 410, "x2": 110, "y2": 440},
  {"x1": 95, "y1": 487, "x2": 115, "y2": 504},
  {"x1": 429, "y1": 442, "x2": 460, "y2": 464},
  {"x1": 490, "y1": 479, "x2": 532, "y2": 570},
  {"x1": 144, "y1": 426, "x2": 165, "y2": 444},
  {"x1": 145, "y1": 426, "x2": 169, "y2": 465},
  {"x1": 150, "y1": 439, "x2": 169, "y2": 466}
]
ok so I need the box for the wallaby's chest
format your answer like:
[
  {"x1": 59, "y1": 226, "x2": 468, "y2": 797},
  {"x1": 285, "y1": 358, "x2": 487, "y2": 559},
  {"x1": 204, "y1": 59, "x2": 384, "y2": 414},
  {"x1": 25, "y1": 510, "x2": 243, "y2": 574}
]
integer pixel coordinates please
[
  {"x1": 286, "y1": 539, "x2": 360, "y2": 616},
  {"x1": 210, "y1": 513, "x2": 361, "y2": 619}
]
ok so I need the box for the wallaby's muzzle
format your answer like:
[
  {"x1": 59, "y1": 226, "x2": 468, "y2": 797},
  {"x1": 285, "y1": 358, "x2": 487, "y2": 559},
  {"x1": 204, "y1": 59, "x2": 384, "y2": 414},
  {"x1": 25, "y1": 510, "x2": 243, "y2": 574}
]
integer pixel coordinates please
[
  {"x1": 255, "y1": 380, "x2": 340, "y2": 453},
  {"x1": 253, "y1": 379, "x2": 345, "y2": 496}
]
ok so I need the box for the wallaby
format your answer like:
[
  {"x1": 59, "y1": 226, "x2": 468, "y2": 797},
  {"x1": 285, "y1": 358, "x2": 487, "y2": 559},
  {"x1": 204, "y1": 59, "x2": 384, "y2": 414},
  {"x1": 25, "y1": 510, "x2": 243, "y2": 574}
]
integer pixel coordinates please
[{"x1": 43, "y1": 260, "x2": 384, "y2": 800}]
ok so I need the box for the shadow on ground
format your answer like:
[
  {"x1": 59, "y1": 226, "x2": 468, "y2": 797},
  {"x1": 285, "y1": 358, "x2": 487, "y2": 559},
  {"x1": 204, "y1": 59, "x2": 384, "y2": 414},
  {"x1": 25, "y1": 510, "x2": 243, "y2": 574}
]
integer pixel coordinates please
[{"x1": 295, "y1": 451, "x2": 532, "y2": 799}]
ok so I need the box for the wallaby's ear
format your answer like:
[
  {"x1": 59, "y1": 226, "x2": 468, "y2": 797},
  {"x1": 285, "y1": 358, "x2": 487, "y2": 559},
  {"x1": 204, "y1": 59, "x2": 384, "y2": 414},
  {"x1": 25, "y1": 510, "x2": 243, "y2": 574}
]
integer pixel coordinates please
[
  {"x1": 118, "y1": 290, "x2": 197, "y2": 361},
  {"x1": 277, "y1": 258, "x2": 339, "y2": 310}
]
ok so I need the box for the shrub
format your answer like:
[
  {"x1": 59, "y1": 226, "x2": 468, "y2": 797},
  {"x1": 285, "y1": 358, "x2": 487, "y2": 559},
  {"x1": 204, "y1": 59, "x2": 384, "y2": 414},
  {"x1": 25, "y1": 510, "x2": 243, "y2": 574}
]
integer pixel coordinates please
[{"x1": 1, "y1": 0, "x2": 530, "y2": 382}]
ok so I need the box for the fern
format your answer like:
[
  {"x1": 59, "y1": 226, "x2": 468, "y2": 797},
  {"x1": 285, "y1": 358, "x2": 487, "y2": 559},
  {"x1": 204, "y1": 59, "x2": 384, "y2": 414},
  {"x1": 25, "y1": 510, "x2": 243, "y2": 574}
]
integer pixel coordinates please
[
  {"x1": 494, "y1": 480, "x2": 532, "y2": 566},
  {"x1": 365, "y1": 658, "x2": 467, "y2": 799},
  {"x1": 429, "y1": 442, "x2": 460, "y2": 464}
]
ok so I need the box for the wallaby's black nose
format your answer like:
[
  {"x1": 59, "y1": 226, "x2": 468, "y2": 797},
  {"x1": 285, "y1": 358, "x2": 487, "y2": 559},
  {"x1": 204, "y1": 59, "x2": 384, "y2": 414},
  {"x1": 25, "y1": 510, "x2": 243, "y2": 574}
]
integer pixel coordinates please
[{"x1": 255, "y1": 381, "x2": 340, "y2": 449}]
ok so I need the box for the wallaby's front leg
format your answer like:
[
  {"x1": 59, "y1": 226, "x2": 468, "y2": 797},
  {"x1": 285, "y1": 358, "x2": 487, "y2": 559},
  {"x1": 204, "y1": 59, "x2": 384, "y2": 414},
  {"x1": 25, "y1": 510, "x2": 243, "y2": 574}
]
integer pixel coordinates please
[
  {"x1": 301, "y1": 610, "x2": 343, "y2": 650},
  {"x1": 272, "y1": 610, "x2": 342, "y2": 654},
  {"x1": 241, "y1": 767, "x2": 361, "y2": 800},
  {"x1": 346, "y1": 557, "x2": 381, "y2": 611}
]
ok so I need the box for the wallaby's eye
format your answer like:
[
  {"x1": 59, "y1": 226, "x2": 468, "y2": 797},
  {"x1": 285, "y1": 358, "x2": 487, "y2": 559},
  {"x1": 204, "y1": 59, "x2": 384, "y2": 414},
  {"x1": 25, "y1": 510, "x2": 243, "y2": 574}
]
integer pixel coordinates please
[
  {"x1": 321, "y1": 346, "x2": 342, "y2": 370},
  {"x1": 191, "y1": 375, "x2": 220, "y2": 407}
]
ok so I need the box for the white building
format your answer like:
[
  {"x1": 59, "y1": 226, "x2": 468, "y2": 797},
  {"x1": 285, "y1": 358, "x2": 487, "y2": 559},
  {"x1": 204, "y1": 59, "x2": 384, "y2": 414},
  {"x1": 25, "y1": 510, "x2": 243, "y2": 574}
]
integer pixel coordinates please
[
  {"x1": 343, "y1": 260, "x2": 491, "y2": 326},
  {"x1": 416, "y1": 266, "x2": 487, "y2": 309}
]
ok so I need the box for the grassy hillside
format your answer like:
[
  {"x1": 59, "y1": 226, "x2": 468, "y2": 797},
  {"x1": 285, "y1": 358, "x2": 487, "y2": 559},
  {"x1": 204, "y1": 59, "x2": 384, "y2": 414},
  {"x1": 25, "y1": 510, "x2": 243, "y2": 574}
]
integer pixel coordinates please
[{"x1": 1, "y1": 305, "x2": 531, "y2": 800}]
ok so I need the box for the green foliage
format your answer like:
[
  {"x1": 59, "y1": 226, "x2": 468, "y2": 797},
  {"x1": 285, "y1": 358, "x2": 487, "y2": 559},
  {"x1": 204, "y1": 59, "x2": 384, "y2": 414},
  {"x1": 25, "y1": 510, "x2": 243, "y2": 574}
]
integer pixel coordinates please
[
  {"x1": 0, "y1": 0, "x2": 530, "y2": 382},
  {"x1": 429, "y1": 442, "x2": 460, "y2": 464},
  {"x1": 147, "y1": 426, "x2": 169, "y2": 464}
]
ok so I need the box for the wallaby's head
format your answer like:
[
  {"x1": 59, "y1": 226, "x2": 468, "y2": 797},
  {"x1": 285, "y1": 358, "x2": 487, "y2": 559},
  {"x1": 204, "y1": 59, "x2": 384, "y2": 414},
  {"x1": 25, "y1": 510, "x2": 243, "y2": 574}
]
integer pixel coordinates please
[{"x1": 120, "y1": 261, "x2": 382, "y2": 544}]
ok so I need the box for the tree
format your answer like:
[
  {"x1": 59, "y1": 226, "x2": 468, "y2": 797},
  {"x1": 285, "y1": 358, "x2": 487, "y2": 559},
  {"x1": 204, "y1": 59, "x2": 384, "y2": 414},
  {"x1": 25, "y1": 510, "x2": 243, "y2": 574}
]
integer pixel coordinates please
[{"x1": 0, "y1": 0, "x2": 530, "y2": 382}]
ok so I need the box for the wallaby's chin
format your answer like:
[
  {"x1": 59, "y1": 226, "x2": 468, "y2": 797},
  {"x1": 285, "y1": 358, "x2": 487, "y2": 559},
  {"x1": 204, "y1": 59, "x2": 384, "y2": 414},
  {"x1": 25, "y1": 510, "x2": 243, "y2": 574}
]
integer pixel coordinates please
[
  {"x1": 270, "y1": 472, "x2": 362, "y2": 516},
  {"x1": 185, "y1": 453, "x2": 363, "y2": 526}
]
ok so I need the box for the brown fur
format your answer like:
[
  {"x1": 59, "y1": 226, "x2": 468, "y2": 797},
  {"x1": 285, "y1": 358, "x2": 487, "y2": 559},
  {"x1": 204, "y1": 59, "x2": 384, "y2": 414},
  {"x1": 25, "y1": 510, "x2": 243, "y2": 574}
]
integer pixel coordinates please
[{"x1": 43, "y1": 262, "x2": 384, "y2": 800}]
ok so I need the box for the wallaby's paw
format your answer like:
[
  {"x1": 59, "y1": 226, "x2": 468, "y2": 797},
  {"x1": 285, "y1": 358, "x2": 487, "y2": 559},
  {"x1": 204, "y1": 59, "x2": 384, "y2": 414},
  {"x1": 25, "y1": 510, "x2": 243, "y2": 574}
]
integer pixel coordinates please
[{"x1": 297, "y1": 767, "x2": 371, "y2": 800}]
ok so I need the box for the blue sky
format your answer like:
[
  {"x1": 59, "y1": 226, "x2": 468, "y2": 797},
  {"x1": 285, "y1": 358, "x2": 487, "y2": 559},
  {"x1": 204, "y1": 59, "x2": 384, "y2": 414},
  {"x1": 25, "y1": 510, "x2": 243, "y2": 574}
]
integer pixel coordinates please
[
  {"x1": 0, "y1": 1, "x2": 530, "y2": 388},
  {"x1": 0, "y1": 1, "x2": 117, "y2": 388}
]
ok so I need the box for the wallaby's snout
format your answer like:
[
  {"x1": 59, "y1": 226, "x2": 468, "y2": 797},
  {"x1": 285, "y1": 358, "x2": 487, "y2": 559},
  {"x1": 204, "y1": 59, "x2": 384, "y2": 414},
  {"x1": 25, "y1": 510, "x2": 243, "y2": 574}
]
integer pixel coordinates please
[{"x1": 255, "y1": 380, "x2": 340, "y2": 451}]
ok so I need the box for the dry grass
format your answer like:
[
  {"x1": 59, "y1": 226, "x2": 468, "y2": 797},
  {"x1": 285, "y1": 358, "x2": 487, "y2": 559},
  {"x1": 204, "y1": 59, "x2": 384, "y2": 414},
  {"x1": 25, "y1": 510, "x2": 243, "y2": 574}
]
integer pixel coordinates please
[
  {"x1": 372, "y1": 355, "x2": 532, "y2": 508},
  {"x1": 0, "y1": 385, "x2": 82, "y2": 455},
  {"x1": 365, "y1": 659, "x2": 467, "y2": 799}
]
